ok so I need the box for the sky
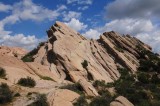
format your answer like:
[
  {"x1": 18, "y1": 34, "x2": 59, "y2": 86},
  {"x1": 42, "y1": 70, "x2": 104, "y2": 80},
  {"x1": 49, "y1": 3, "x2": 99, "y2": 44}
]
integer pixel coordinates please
[{"x1": 0, "y1": 0, "x2": 160, "y2": 53}]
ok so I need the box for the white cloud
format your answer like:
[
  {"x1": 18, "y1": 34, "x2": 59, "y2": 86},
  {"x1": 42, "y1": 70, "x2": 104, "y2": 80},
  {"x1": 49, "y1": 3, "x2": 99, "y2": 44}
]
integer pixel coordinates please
[
  {"x1": 0, "y1": 34, "x2": 40, "y2": 50},
  {"x1": 83, "y1": 29, "x2": 100, "y2": 39},
  {"x1": 99, "y1": 19, "x2": 153, "y2": 36},
  {"x1": 0, "y1": 0, "x2": 67, "y2": 50},
  {"x1": 82, "y1": 18, "x2": 160, "y2": 52},
  {"x1": 136, "y1": 31, "x2": 160, "y2": 53},
  {"x1": 65, "y1": 18, "x2": 87, "y2": 31},
  {"x1": 67, "y1": 0, "x2": 93, "y2": 5},
  {"x1": 63, "y1": 11, "x2": 81, "y2": 21},
  {"x1": 78, "y1": 6, "x2": 89, "y2": 10},
  {"x1": 0, "y1": 2, "x2": 12, "y2": 12},
  {"x1": 12, "y1": 0, "x2": 67, "y2": 21}
]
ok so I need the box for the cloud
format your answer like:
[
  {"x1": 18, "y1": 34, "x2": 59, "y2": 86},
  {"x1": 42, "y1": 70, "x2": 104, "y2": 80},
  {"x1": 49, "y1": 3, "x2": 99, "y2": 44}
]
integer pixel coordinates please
[
  {"x1": 105, "y1": 0, "x2": 160, "y2": 19},
  {"x1": 136, "y1": 31, "x2": 160, "y2": 53},
  {"x1": 104, "y1": 0, "x2": 160, "y2": 52},
  {"x1": 67, "y1": 0, "x2": 93, "y2": 5},
  {"x1": 0, "y1": 0, "x2": 67, "y2": 50},
  {"x1": 0, "y1": 34, "x2": 40, "y2": 50},
  {"x1": 83, "y1": 29, "x2": 100, "y2": 39},
  {"x1": 12, "y1": 0, "x2": 67, "y2": 21},
  {"x1": 0, "y1": 2, "x2": 12, "y2": 12},
  {"x1": 78, "y1": 6, "x2": 89, "y2": 10},
  {"x1": 65, "y1": 18, "x2": 87, "y2": 31},
  {"x1": 99, "y1": 19, "x2": 153, "y2": 36},
  {"x1": 63, "y1": 11, "x2": 81, "y2": 21}
]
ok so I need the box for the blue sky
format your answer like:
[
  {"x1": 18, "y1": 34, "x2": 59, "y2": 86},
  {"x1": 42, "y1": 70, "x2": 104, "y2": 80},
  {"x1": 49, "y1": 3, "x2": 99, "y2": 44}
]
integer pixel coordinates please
[{"x1": 0, "y1": 0, "x2": 160, "y2": 53}]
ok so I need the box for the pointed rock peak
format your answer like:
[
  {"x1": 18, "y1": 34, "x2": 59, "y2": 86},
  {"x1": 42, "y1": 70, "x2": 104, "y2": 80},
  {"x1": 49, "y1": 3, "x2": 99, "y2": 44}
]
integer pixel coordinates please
[{"x1": 46, "y1": 21, "x2": 86, "y2": 42}]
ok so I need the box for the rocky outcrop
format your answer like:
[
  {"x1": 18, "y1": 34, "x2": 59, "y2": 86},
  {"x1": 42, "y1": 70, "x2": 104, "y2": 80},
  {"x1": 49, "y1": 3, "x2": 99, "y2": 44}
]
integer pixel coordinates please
[
  {"x1": 0, "y1": 21, "x2": 154, "y2": 106},
  {"x1": 32, "y1": 21, "x2": 151, "y2": 96},
  {"x1": 0, "y1": 46, "x2": 27, "y2": 58}
]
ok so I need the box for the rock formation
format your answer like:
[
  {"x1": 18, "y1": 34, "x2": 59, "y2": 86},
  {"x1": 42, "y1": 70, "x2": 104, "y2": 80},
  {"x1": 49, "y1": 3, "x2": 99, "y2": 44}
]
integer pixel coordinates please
[{"x1": 0, "y1": 21, "x2": 156, "y2": 106}]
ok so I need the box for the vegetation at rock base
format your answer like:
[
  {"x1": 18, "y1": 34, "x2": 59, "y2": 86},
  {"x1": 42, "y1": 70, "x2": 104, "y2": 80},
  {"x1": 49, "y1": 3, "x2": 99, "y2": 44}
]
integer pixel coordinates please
[
  {"x1": 17, "y1": 77, "x2": 36, "y2": 87},
  {"x1": 114, "y1": 46, "x2": 124, "y2": 53},
  {"x1": 0, "y1": 83, "x2": 13, "y2": 104},
  {"x1": 28, "y1": 94, "x2": 49, "y2": 106},
  {"x1": 104, "y1": 45, "x2": 160, "y2": 106},
  {"x1": 60, "y1": 83, "x2": 84, "y2": 95},
  {"x1": 0, "y1": 67, "x2": 6, "y2": 78},
  {"x1": 21, "y1": 42, "x2": 45, "y2": 62},
  {"x1": 73, "y1": 95, "x2": 88, "y2": 106}
]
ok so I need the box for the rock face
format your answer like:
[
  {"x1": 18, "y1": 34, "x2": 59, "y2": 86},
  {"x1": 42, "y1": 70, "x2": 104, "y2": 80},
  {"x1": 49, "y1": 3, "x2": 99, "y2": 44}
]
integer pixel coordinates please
[
  {"x1": 34, "y1": 21, "x2": 151, "y2": 96},
  {"x1": 110, "y1": 96, "x2": 134, "y2": 106},
  {"x1": 0, "y1": 21, "x2": 153, "y2": 106}
]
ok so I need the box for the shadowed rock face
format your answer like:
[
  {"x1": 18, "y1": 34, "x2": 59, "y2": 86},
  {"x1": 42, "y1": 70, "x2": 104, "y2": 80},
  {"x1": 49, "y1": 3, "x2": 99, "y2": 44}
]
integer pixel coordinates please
[{"x1": 0, "y1": 21, "x2": 153, "y2": 106}]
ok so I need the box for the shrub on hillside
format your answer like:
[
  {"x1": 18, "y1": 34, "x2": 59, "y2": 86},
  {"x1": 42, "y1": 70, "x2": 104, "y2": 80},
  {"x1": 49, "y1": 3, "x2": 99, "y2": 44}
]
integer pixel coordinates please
[
  {"x1": 17, "y1": 77, "x2": 36, "y2": 87},
  {"x1": 28, "y1": 94, "x2": 49, "y2": 106},
  {"x1": 0, "y1": 83, "x2": 12, "y2": 104},
  {"x1": 137, "y1": 72, "x2": 150, "y2": 84},
  {"x1": 81, "y1": 60, "x2": 88, "y2": 69},
  {"x1": 90, "y1": 96, "x2": 111, "y2": 106},
  {"x1": 73, "y1": 95, "x2": 88, "y2": 106},
  {"x1": 60, "y1": 83, "x2": 83, "y2": 94},
  {"x1": 0, "y1": 67, "x2": 6, "y2": 78}
]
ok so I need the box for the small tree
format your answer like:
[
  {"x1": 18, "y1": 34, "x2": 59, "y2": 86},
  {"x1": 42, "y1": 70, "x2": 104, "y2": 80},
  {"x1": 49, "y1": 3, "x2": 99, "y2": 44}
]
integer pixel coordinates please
[
  {"x1": 81, "y1": 60, "x2": 88, "y2": 69},
  {"x1": 0, "y1": 83, "x2": 12, "y2": 104},
  {"x1": 0, "y1": 67, "x2": 6, "y2": 78},
  {"x1": 28, "y1": 94, "x2": 49, "y2": 106}
]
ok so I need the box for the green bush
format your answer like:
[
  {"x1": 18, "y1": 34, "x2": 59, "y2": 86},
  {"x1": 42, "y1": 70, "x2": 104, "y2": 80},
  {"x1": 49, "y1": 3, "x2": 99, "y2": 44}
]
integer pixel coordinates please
[
  {"x1": 73, "y1": 96, "x2": 88, "y2": 106},
  {"x1": 151, "y1": 74, "x2": 160, "y2": 84},
  {"x1": 93, "y1": 80, "x2": 106, "y2": 90},
  {"x1": 40, "y1": 76, "x2": 54, "y2": 81},
  {"x1": 17, "y1": 77, "x2": 36, "y2": 87},
  {"x1": 28, "y1": 94, "x2": 49, "y2": 106},
  {"x1": 81, "y1": 60, "x2": 88, "y2": 69},
  {"x1": 114, "y1": 47, "x2": 124, "y2": 53},
  {"x1": 90, "y1": 96, "x2": 111, "y2": 106},
  {"x1": 21, "y1": 48, "x2": 39, "y2": 62},
  {"x1": 137, "y1": 72, "x2": 150, "y2": 84},
  {"x1": 0, "y1": 67, "x2": 6, "y2": 78},
  {"x1": 60, "y1": 83, "x2": 83, "y2": 94},
  {"x1": 0, "y1": 83, "x2": 12, "y2": 104}
]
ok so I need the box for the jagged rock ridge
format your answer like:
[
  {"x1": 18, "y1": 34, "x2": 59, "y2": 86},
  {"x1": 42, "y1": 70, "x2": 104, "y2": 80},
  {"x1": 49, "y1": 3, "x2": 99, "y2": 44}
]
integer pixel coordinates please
[
  {"x1": 34, "y1": 21, "x2": 151, "y2": 96},
  {"x1": 0, "y1": 21, "x2": 154, "y2": 106}
]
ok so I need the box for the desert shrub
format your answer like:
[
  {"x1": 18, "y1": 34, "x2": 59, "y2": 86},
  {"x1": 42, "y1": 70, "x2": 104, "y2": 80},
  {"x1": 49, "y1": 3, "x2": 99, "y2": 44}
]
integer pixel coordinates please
[
  {"x1": 21, "y1": 48, "x2": 39, "y2": 62},
  {"x1": 73, "y1": 95, "x2": 88, "y2": 106},
  {"x1": 60, "y1": 83, "x2": 83, "y2": 94},
  {"x1": 137, "y1": 72, "x2": 150, "y2": 84},
  {"x1": 93, "y1": 80, "x2": 106, "y2": 91},
  {"x1": 40, "y1": 76, "x2": 54, "y2": 81},
  {"x1": 81, "y1": 60, "x2": 88, "y2": 69},
  {"x1": 21, "y1": 55, "x2": 34, "y2": 62},
  {"x1": 0, "y1": 67, "x2": 6, "y2": 78},
  {"x1": 90, "y1": 96, "x2": 111, "y2": 106},
  {"x1": 28, "y1": 94, "x2": 49, "y2": 106},
  {"x1": 151, "y1": 74, "x2": 160, "y2": 84},
  {"x1": 0, "y1": 83, "x2": 12, "y2": 104},
  {"x1": 17, "y1": 77, "x2": 36, "y2": 87}
]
